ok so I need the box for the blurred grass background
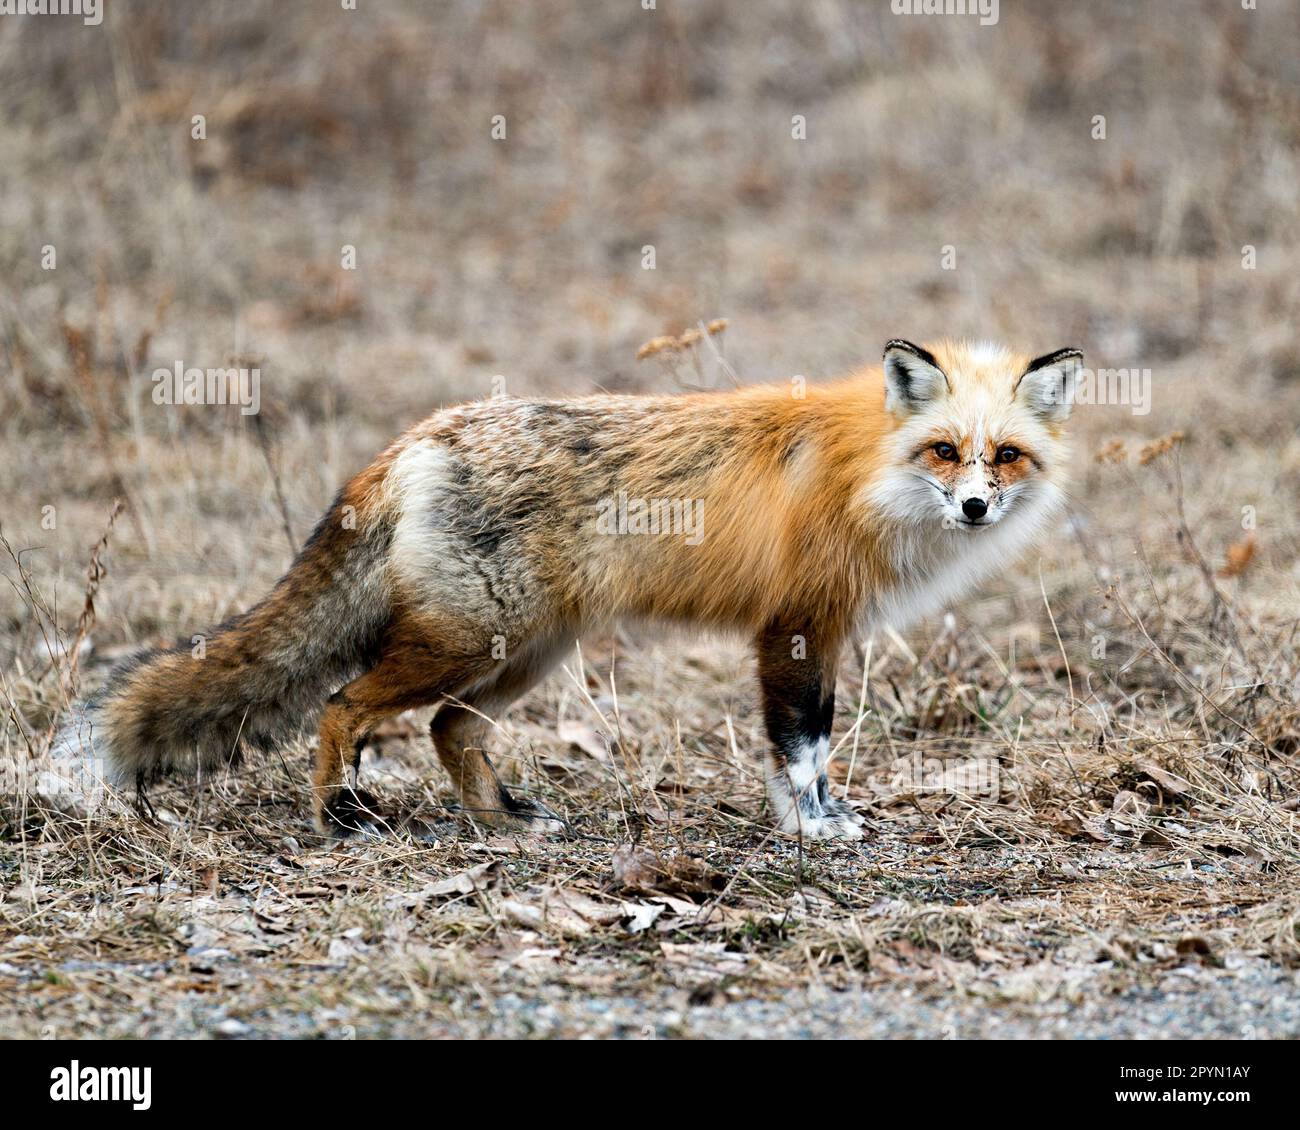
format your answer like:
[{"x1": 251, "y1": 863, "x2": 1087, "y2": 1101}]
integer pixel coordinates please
[{"x1": 0, "y1": 0, "x2": 1296, "y2": 673}]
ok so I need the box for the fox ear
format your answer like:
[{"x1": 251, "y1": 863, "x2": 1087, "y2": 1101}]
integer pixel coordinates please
[
  {"x1": 1016, "y1": 348, "x2": 1084, "y2": 421},
  {"x1": 883, "y1": 340, "x2": 949, "y2": 415}
]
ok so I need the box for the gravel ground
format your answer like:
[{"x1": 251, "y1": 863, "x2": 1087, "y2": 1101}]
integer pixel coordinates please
[
  {"x1": 473, "y1": 978, "x2": 1300, "y2": 1040},
  {"x1": 14, "y1": 957, "x2": 1296, "y2": 1040}
]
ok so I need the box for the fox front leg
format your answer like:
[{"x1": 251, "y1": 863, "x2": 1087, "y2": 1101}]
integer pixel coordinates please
[{"x1": 755, "y1": 622, "x2": 865, "y2": 841}]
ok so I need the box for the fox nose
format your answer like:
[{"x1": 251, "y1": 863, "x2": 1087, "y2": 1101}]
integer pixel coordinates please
[{"x1": 961, "y1": 498, "x2": 988, "y2": 521}]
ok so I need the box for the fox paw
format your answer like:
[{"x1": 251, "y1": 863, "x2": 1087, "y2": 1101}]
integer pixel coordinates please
[
  {"x1": 317, "y1": 787, "x2": 384, "y2": 838},
  {"x1": 819, "y1": 797, "x2": 867, "y2": 839},
  {"x1": 467, "y1": 791, "x2": 566, "y2": 835},
  {"x1": 779, "y1": 797, "x2": 865, "y2": 841}
]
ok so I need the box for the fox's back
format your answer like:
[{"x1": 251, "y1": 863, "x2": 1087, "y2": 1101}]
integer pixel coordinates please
[{"x1": 385, "y1": 381, "x2": 892, "y2": 631}]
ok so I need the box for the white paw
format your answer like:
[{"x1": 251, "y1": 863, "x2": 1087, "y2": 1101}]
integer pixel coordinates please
[
  {"x1": 823, "y1": 797, "x2": 866, "y2": 828},
  {"x1": 814, "y1": 814, "x2": 866, "y2": 841},
  {"x1": 778, "y1": 801, "x2": 866, "y2": 841}
]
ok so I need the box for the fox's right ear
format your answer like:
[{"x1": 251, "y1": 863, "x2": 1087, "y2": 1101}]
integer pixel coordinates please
[{"x1": 883, "y1": 340, "x2": 950, "y2": 415}]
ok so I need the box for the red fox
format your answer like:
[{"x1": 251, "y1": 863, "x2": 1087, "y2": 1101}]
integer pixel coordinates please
[{"x1": 55, "y1": 339, "x2": 1081, "y2": 840}]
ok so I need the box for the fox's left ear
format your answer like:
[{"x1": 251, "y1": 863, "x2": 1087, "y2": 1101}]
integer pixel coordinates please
[{"x1": 1015, "y1": 348, "x2": 1084, "y2": 421}]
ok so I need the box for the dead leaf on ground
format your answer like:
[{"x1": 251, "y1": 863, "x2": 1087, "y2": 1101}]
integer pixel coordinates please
[
  {"x1": 1135, "y1": 760, "x2": 1193, "y2": 799},
  {"x1": 660, "y1": 941, "x2": 749, "y2": 967},
  {"x1": 610, "y1": 843, "x2": 724, "y2": 897},
  {"x1": 621, "y1": 900, "x2": 665, "y2": 934},
  {"x1": 501, "y1": 887, "x2": 623, "y2": 938},
  {"x1": 1108, "y1": 790, "x2": 1151, "y2": 834},
  {"x1": 386, "y1": 860, "x2": 500, "y2": 908}
]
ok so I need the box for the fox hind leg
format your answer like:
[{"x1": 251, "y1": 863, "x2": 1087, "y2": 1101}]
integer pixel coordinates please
[
  {"x1": 431, "y1": 704, "x2": 565, "y2": 833},
  {"x1": 430, "y1": 637, "x2": 567, "y2": 834},
  {"x1": 312, "y1": 646, "x2": 492, "y2": 836}
]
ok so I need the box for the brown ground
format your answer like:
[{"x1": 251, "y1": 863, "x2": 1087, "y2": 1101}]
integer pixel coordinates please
[{"x1": 1, "y1": 1, "x2": 1298, "y2": 1039}]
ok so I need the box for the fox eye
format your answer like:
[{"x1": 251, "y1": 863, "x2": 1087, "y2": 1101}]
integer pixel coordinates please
[
  {"x1": 933, "y1": 442, "x2": 958, "y2": 461},
  {"x1": 996, "y1": 446, "x2": 1021, "y2": 464}
]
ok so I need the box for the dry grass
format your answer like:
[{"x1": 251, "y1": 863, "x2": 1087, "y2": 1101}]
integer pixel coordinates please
[{"x1": 1, "y1": 0, "x2": 1298, "y2": 1038}]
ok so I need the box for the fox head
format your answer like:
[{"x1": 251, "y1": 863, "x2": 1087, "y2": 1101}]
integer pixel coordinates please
[{"x1": 871, "y1": 339, "x2": 1082, "y2": 533}]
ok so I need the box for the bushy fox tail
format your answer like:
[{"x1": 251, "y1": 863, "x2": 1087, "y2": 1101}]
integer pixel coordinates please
[{"x1": 51, "y1": 490, "x2": 394, "y2": 788}]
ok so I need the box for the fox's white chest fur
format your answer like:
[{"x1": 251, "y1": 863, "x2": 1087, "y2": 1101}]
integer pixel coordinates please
[{"x1": 863, "y1": 481, "x2": 1064, "y2": 634}]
